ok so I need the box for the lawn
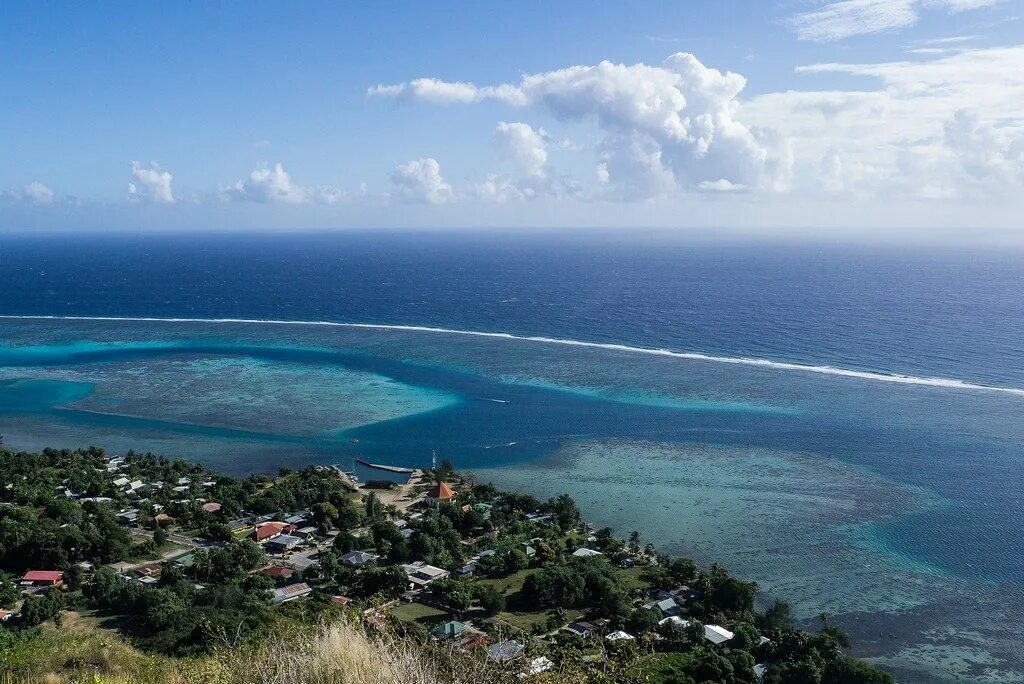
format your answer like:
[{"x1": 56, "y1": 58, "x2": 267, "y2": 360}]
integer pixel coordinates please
[
  {"x1": 476, "y1": 568, "x2": 539, "y2": 595},
  {"x1": 390, "y1": 602, "x2": 450, "y2": 626},
  {"x1": 616, "y1": 566, "x2": 650, "y2": 590},
  {"x1": 498, "y1": 608, "x2": 582, "y2": 633}
]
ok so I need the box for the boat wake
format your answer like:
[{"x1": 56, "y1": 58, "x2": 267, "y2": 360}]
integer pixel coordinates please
[{"x1": 3, "y1": 314, "x2": 1023, "y2": 397}]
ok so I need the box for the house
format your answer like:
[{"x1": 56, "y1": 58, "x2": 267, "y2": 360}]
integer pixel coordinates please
[
  {"x1": 521, "y1": 543, "x2": 536, "y2": 557},
  {"x1": 425, "y1": 481, "x2": 456, "y2": 507},
  {"x1": 177, "y1": 477, "x2": 191, "y2": 486},
  {"x1": 135, "y1": 563, "x2": 161, "y2": 578},
  {"x1": 271, "y1": 582, "x2": 312, "y2": 605},
  {"x1": 605, "y1": 630, "x2": 635, "y2": 643},
  {"x1": 21, "y1": 570, "x2": 64, "y2": 587},
  {"x1": 754, "y1": 663, "x2": 769, "y2": 680},
  {"x1": 112, "y1": 477, "x2": 130, "y2": 487},
  {"x1": 154, "y1": 512, "x2": 174, "y2": 525},
  {"x1": 456, "y1": 563, "x2": 475, "y2": 576},
  {"x1": 284, "y1": 513, "x2": 309, "y2": 525},
  {"x1": 520, "y1": 656, "x2": 553, "y2": 677},
  {"x1": 252, "y1": 521, "x2": 288, "y2": 542},
  {"x1": 340, "y1": 551, "x2": 378, "y2": 568},
  {"x1": 487, "y1": 639, "x2": 525, "y2": 662},
  {"x1": 262, "y1": 565, "x2": 295, "y2": 580},
  {"x1": 265, "y1": 534, "x2": 303, "y2": 554},
  {"x1": 401, "y1": 561, "x2": 449, "y2": 588},
  {"x1": 703, "y1": 624, "x2": 734, "y2": 645},
  {"x1": 330, "y1": 595, "x2": 352, "y2": 606},
  {"x1": 431, "y1": 620, "x2": 467, "y2": 640},
  {"x1": 201, "y1": 502, "x2": 222, "y2": 513},
  {"x1": 0, "y1": 610, "x2": 12, "y2": 622},
  {"x1": 124, "y1": 480, "x2": 145, "y2": 493},
  {"x1": 572, "y1": 547, "x2": 603, "y2": 558},
  {"x1": 566, "y1": 620, "x2": 598, "y2": 638},
  {"x1": 659, "y1": 616, "x2": 689, "y2": 630},
  {"x1": 648, "y1": 597, "x2": 679, "y2": 616},
  {"x1": 116, "y1": 510, "x2": 139, "y2": 524}
]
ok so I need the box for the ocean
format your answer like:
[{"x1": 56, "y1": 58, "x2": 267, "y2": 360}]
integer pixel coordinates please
[{"x1": 1, "y1": 231, "x2": 1022, "y2": 682}]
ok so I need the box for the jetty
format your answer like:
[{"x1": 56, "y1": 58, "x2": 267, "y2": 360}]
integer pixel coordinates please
[{"x1": 355, "y1": 458, "x2": 416, "y2": 474}]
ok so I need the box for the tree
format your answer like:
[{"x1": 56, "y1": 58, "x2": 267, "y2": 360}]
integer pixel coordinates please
[
  {"x1": 0, "y1": 579, "x2": 19, "y2": 608},
  {"x1": 357, "y1": 566, "x2": 407, "y2": 599},
  {"x1": 822, "y1": 656, "x2": 895, "y2": 684},
  {"x1": 547, "y1": 494, "x2": 582, "y2": 531},
  {"x1": 472, "y1": 584, "x2": 505, "y2": 615},
  {"x1": 153, "y1": 526, "x2": 168, "y2": 548}
]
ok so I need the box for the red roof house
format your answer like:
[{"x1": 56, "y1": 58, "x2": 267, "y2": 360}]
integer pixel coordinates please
[
  {"x1": 425, "y1": 482, "x2": 456, "y2": 507},
  {"x1": 22, "y1": 570, "x2": 64, "y2": 586},
  {"x1": 262, "y1": 565, "x2": 295, "y2": 580},
  {"x1": 253, "y1": 521, "x2": 288, "y2": 542}
]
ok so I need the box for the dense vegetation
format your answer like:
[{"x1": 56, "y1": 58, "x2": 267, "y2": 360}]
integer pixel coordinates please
[{"x1": 0, "y1": 440, "x2": 893, "y2": 683}]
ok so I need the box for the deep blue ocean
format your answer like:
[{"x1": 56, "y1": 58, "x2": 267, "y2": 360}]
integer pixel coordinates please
[{"x1": 1, "y1": 231, "x2": 1022, "y2": 682}]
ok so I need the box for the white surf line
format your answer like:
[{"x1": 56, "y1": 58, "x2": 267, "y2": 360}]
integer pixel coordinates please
[{"x1": 3, "y1": 314, "x2": 1023, "y2": 397}]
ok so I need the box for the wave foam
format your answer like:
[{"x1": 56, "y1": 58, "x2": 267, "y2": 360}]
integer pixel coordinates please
[{"x1": 2, "y1": 314, "x2": 1022, "y2": 397}]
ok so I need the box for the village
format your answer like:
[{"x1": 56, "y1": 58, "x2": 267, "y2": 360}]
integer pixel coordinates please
[{"x1": 0, "y1": 447, "x2": 890, "y2": 683}]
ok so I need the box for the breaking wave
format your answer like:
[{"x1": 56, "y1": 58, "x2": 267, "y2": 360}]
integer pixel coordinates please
[{"x1": 3, "y1": 314, "x2": 1023, "y2": 397}]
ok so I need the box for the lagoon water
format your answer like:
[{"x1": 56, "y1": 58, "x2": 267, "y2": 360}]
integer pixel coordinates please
[{"x1": 1, "y1": 231, "x2": 1023, "y2": 682}]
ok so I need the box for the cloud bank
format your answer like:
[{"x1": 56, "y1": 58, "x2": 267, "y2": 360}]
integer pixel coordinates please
[{"x1": 372, "y1": 52, "x2": 791, "y2": 199}]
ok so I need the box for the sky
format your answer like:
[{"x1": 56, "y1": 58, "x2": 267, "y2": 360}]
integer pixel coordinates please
[{"x1": 1, "y1": 1, "x2": 1022, "y2": 238}]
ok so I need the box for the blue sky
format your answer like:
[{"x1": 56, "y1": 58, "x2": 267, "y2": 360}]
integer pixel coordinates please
[{"x1": 2, "y1": 1, "x2": 1022, "y2": 237}]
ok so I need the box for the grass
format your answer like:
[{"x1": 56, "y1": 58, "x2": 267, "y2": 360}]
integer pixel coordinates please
[
  {"x1": 390, "y1": 602, "x2": 450, "y2": 626},
  {"x1": 616, "y1": 566, "x2": 650, "y2": 590},
  {"x1": 476, "y1": 568, "x2": 539, "y2": 596},
  {"x1": 497, "y1": 608, "x2": 582, "y2": 633},
  {"x1": 1, "y1": 615, "x2": 517, "y2": 684}
]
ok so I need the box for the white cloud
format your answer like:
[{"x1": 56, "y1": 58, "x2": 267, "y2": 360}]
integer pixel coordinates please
[
  {"x1": 742, "y1": 46, "x2": 1024, "y2": 199},
  {"x1": 22, "y1": 181, "x2": 56, "y2": 204},
  {"x1": 494, "y1": 122, "x2": 548, "y2": 178},
  {"x1": 129, "y1": 161, "x2": 174, "y2": 204},
  {"x1": 389, "y1": 158, "x2": 453, "y2": 204},
  {"x1": 787, "y1": 0, "x2": 1005, "y2": 41},
  {"x1": 374, "y1": 52, "x2": 790, "y2": 199},
  {"x1": 222, "y1": 163, "x2": 345, "y2": 204},
  {"x1": 1, "y1": 181, "x2": 57, "y2": 204}
]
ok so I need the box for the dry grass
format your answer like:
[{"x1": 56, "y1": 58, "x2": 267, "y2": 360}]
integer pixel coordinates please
[{"x1": 1, "y1": 616, "x2": 517, "y2": 684}]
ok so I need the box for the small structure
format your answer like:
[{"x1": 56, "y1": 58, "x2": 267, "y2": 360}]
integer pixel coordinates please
[
  {"x1": 572, "y1": 547, "x2": 603, "y2": 558},
  {"x1": 330, "y1": 595, "x2": 352, "y2": 606},
  {"x1": 431, "y1": 620, "x2": 467, "y2": 640},
  {"x1": 265, "y1": 534, "x2": 304, "y2": 554},
  {"x1": 521, "y1": 656, "x2": 554, "y2": 676},
  {"x1": 648, "y1": 597, "x2": 679, "y2": 617},
  {"x1": 566, "y1": 620, "x2": 598, "y2": 638},
  {"x1": 704, "y1": 624, "x2": 734, "y2": 645},
  {"x1": 271, "y1": 582, "x2": 312, "y2": 605},
  {"x1": 425, "y1": 481, "x2": 456, "y2": 507},
  {"x1": 0, "y1": 610, "x2": 12, "y2": 621},
  {"x1": 21, "y1": 570, "x2": 64, "y2": 587},
  {"x1": 487, "y1": 639, "x2": 525, "y2": 662},
  {"x1": 340, "y1": 551, "x2": 378, "y2": 568},
  {"x1": 154, "y1": 512, "x2": 174, "y2": 525},
  {"x1": 252, "y1": 521, "x2": 288, "y2": 542},
  {"x1": 605, "y1": 630, "x2": 635, "y2": 643},
  {"x1": 201, "y1": 502, "x2": 222, "y2": 513},
  {"x1": 262, "y1": 565, "x2": 295, "y2": 580},
  {"x1": 402, "y1": 561, "x2": 449, "y2": 588},
  {"x1": 754, "y1": 663, "x2": 769, "y2": 680}
]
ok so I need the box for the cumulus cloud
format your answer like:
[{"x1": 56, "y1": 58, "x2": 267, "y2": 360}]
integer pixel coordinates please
[
  {"x1": 129, "y1": 161, "x2": 174, "y2": 204},
  {"x1": 222, "y1": 163, "x2": 345, "y2": 204},
  {"x1": 1, "y1": 181, "x2": 57, "y2": 204},
  {"x1": 787, "y1": 0, "x2": 1005, "y2": 42},
  {"x1": 389, "y1": 158, "x2": 453, "y2": 204},
  {"x1": 22, "y1": 181, "x2": 56, "y2": 204},
  {"x1": 741, "y1": 45, "x2": 1024, "y2": 199},
  {"x1": 373, "y1": 52, "x2": 790, "y2": 199},
  {"x1": 494, "y1": 122, "x2": 548, "y2": 178}
]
